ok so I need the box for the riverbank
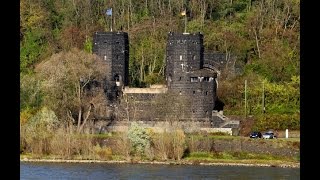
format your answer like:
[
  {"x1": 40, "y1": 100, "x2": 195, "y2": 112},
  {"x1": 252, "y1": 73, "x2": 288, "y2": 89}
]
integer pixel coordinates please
[
  {"x1": 21, "y1": 128, "x2": 300, "y2": 170},
  {"x1": 20, "y1": 157, "x2": 300, "y2": 169}
]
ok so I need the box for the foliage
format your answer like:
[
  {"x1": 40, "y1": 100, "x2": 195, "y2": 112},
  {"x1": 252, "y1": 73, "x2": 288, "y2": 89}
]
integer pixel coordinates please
[
  {"x1": 114, "y1": 131, "x2": 131, "y2": 160},
  {"x1": 20, "y1": 30, "x2": 48, "y2": 73},
  {"x1": 151, "y1": 131, "x2": 172, "y2": 161},
  {"x1": 127, "y1": 122, "x2": 151, "y2": 156},
  {"x1": 172, "y1": 129, "x2": 186, "y2": 160},
  {"x1": 20, "y1": 73, "x2": 43, "y2": 111},
  {"x1": 21, "y1": 122, "x2": 97, "y2": 159},
  {"x1": 93, "y1": 144, "x2": 113, "y2": 160},
  {"x1": 35, "y1": 48, "x2": 108, "y2": 132},
  {"x1": 253, "y1": 113, "x2": 300, "y2": 131},
  {"x1": 219, "y1": 75, "x2": 299, "y2": 130},
  {"x1": 20, "y1": 108, "x2": 35, "y2": 125},
  {"x1": 84, "y1": 38, "x2": 93, "y2": 53},
  {"x1": 21, "y1": 107, "x2": 58, "y2": 155},
  {"x1": 20, "y1": 0, "x2": 299, "y2": 85},
  {"x1": 26, "y1": 107, "x2": 59, "y2": 132}
]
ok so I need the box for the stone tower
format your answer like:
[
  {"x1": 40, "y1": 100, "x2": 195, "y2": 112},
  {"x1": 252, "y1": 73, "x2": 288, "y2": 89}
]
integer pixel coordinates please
[
  {"x1": 92, "y1": 32, "x2": 129, "y2": 102},
  {"x1": 165, "y1": 32, "x2": 217, "y2": 120},
  {"x1": 166, "y1": 32, "x2": 204, "y2": 85}
]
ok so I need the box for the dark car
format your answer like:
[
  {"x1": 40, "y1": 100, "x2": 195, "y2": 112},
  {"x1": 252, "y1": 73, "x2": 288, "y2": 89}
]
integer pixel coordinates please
[{"x1": 250, "y1": 132, "x2": 262, "y2": 138}]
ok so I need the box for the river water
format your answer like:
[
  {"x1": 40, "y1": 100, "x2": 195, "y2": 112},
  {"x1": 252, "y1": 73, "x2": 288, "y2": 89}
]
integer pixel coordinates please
[{"x1": 20, "y1": 162, "x2": 299, "y2": 180}]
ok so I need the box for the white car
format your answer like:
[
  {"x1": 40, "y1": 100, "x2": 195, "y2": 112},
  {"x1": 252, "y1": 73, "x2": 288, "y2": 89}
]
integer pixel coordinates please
[{"x1": 262, "y1": 132, "x2": 275, "y2": 139}]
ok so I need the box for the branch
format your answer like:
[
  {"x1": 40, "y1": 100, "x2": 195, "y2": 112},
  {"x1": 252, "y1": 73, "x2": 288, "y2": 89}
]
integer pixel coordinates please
[
  {"x1": 67, "y1": 109, "x2": 75, "y2": 123},
  {"x1": 80, "y1": 72, "x2": 92, "y2": 91}
]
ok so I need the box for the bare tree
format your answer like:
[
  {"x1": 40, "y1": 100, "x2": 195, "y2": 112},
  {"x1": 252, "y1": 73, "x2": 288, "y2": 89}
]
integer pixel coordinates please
[{"x1": 36, "y1": 48, "x2": 108, "y2": 133}]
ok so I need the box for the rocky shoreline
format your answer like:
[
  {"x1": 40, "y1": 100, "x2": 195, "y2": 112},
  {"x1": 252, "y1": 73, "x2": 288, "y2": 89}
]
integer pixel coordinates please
[{"x1": 20, "y1": 158, "x2": 300, "y2": 169}]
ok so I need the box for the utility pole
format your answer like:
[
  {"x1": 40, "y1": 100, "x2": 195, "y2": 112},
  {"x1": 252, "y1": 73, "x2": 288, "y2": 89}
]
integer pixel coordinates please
[
  {"x1": 184, "y1": 8, "x2": 187, "y2": 33},
  {"x1": 262, "y1": 81, "x2": 265, "y2": 114},
  {"x1": 245, "y1": 80, "x2": 247, "y2": 118},
  {"x1": 110, "y1": 10, "x2": 113, "y2": 32}
]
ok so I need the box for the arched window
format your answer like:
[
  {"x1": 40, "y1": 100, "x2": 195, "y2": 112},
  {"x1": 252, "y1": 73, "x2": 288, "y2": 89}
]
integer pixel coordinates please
[
  {"x1": 168, "y1": 74, "x2": 172, "y2": 82},
  {"x1": 114, "y1": 74, "x2": 121, "y2": 86}
]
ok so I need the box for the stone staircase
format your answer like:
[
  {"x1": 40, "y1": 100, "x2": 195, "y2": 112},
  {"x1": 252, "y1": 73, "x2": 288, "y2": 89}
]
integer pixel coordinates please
[{"x1": 211, "y1": 110, "x2": 240, "y2": 128}]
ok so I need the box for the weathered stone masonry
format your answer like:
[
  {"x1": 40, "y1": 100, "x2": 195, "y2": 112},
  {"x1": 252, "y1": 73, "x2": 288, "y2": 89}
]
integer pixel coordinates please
[
  {"x1": 93, "y1": 31, "x2": 239, "y2": 129},
  {"x1": 166, "y1": 32, "x2": 217, "y2": 120},
  {"x1": 93, "y1": 32, "x2": 129, "y2": 103}
]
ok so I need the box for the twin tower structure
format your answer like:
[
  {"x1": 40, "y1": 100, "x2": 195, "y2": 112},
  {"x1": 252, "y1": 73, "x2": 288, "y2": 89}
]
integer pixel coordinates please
[{"x1": 93, "y1": 31, "x2": 239, "y2": 129}]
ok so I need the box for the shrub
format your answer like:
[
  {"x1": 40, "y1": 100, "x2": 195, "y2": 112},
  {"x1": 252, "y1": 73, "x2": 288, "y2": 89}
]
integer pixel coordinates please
[
  {"x1": 151, "y1": 131, "x2": 172, "y2": 161},
  {"x1": 49, "y1": 125, "x2": 95, "y2": 159},
  {"x1": 93, "y1": 144, "x2": 113, "y2": 160},
  {"x1": 127, "y1": 122, "x2": 151, "y2": 157},
  {"x1": 21, "y1": 107, "x2": 58, "y2": 155},
  {"x1": 49, "y1": 126, "x2": 74, "y2": 158},
  {"x1": 114, "y1": 131, "x2": 131, "y2": 160},
  {"x1": 172, "y1": 129, "x2": 186, "y2": 161}
]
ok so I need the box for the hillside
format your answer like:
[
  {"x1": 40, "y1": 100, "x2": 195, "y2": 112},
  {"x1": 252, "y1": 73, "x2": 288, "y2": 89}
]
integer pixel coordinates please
[{"x1": 20, "y1": 0, "x2": 300, "y2": 131}]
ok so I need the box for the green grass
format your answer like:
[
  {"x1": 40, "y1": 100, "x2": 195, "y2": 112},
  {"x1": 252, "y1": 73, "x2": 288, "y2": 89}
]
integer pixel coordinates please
[
  {"x1": 276, "y1": 138, "x2": 300, "y2": 142},
  {"x1": 187, "y1": 135, "x2": 242, "y2": 141},
  {"x1": 184, "y1": 151, "x2": 298, "y2": 163}
]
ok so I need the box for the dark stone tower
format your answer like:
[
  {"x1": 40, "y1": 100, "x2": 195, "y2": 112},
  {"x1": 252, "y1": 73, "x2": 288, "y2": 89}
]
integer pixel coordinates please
[
  {"x1": 165, "y1": 32, "x2": 217, "y2": 120},
  {"x1": 166, "y1": 32, "x2": 204, "y2": 85},
  {"x1": 92, "y1": 32, "x2": 129, "y2": 102}
]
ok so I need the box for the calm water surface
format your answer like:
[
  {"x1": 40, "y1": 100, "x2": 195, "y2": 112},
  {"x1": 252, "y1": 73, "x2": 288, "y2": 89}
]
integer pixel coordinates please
[{"x1": 20, "y1": 162, "x2": 300, "y2": 180}]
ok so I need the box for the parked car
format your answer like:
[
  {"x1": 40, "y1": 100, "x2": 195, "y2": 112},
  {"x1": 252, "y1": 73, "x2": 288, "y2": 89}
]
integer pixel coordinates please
[
  {"x1": 249, "y1": 131, "x2": 262, "y2": 138},
  {"x1": 262, "y1": 132, "x2": 275, "y2": 139}
]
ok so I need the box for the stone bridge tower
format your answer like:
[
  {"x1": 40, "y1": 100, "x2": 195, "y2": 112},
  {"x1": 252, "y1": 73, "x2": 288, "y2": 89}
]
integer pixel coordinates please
[
  {"x1": 92, "y1": 32, "x2": 129, "y2": 102},
  {"x1": 165, "y1": 32, "x2": 217, "y2": 120}
]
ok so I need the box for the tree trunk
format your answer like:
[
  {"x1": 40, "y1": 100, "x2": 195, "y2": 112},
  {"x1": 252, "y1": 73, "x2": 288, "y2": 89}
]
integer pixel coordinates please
[
  {"x1": 77, "y1": 83, "x2": 82, "y2": 132},
  {"x1": 79, "y1": 104, "x2": 92, "y2": 133},
  {"x1": 253, "y1": 28, "x2": 261, "y2": 59},
  {"x1": 140, "y1": 49, "x2": 145, "y2": 83},
  {"x1": 77, "y1": 107, "x2": 82, "y2": 132}
]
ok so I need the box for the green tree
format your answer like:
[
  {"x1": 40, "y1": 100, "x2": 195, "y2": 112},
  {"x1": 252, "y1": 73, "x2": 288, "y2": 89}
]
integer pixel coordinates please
[{"x1": 127, "y1": 122, "x2": 151, "y2": 156}]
